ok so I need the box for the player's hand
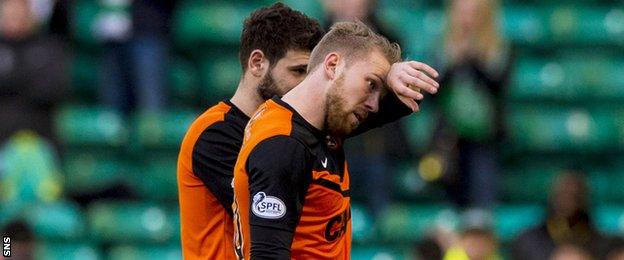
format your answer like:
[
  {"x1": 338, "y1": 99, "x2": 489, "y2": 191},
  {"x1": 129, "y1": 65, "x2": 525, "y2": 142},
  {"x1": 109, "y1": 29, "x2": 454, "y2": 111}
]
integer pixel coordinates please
[{"x1": 386, "y1": 61, "x2": 440, "y2": 112}]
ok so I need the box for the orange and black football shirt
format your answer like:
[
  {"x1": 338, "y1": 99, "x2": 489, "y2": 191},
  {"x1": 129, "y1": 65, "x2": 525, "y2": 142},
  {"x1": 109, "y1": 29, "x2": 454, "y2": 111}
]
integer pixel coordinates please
[
  {"x1": 232, "y1": 95, "x2": 412, "y2": 259},
  {"x1": 177, "y1": 100, "x2": 249, "y2": 260}
]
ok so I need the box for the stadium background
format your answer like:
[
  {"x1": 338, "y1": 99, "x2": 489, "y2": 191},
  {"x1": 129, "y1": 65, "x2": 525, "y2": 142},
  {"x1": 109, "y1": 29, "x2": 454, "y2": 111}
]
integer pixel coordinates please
[{"x1": 1, "y1": 0, "x2": 624, "y2": 259}]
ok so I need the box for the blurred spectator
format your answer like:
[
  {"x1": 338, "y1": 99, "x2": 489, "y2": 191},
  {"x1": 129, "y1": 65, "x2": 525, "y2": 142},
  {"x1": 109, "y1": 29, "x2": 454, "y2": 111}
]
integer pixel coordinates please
[
  {"x1": 606, "y1": 243, "x2": 624, "y2": 260},
  {"x1": 0, "y1": 131, "x2": 63, "y2": 226},
  {"x1": 97, "y1": 0, "x2": 176, "y2": 114},
  {"x1": 427, "y1": 0, "x2": 512, "y2": 209},
  {"x1": 323, "y1": 0, "x2": 413, "y2": 219},
  {"x1": 414, "y1": 236, "x2": 444, "y2": 260},
  {"x1": 512, "y1": 171, "x2": 617, "y2": 260},
  {"x1": 0, "y1": 0, "x2": 68, "y2": 146},
  {"x1": 414, "y1": 227, "x2": 459, "y2": 260},
  {"x1": 443, "y1": 228, "x2": 501, "y2": 260},
  {"x1": 48, "y1": 0, "x2": 70, "y2": 38},
  {"x1": 1, "y1": 220, "x2": 36, "y2": 260},
  {"x1": 549, "y1": 244, "x2": 594, "y2": 260}
]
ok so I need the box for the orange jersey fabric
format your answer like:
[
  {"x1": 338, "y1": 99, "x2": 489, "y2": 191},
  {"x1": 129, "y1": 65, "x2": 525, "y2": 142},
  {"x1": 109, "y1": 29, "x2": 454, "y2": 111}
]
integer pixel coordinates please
[
  {"x1": 232, "y1": 97, "x2": 352, "y2": 259},
  {"x1": 178, "y1": 101, "x2": 249, "y2": 260}
]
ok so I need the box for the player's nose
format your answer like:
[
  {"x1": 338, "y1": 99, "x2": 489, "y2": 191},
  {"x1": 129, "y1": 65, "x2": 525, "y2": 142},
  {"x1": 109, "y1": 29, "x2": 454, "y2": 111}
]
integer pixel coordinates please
[{"x1": 364, "y1": 93, "x2": 380, "y2": 113}]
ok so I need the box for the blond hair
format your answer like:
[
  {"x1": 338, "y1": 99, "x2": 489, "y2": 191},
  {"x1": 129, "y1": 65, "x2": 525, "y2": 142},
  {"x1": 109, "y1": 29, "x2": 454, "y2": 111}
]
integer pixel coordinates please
[
  {"x1": 446, "y1": 0, "x2": 503, "y2": 63},
  {"x1": 307, "y1": 21, "x2": 401, "y2": 72}
]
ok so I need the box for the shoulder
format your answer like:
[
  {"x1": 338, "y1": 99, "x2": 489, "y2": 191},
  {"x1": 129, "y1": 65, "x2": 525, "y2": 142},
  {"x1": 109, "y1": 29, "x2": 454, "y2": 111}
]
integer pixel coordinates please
[
  {"x1": 241, "y1": 101, "x2": 296, "y2": 153},
  {"x1": 181, "y1": 102, "x2": 233, "y2": 144},
  {"x1": 246, "y1": 135, "x2": 310, "y2": 175},
  {"x1": 249, "y1": 136, "x2": 308, "y2": 162},
  {"x1": 195, "y1": 102, "x2": 233, "y2": 128}
]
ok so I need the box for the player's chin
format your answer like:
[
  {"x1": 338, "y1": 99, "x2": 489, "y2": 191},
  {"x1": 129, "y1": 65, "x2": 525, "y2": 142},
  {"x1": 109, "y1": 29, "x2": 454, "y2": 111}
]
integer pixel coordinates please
[{"x1": 346, "y1": 114, "x2": 360, "y2": 133}]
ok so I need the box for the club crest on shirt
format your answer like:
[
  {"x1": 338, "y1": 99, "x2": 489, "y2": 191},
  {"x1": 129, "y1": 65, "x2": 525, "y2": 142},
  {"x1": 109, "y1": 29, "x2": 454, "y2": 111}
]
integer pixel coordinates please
[{"x1": 252, "y1": 192, "x2": 286, "y2": 219}]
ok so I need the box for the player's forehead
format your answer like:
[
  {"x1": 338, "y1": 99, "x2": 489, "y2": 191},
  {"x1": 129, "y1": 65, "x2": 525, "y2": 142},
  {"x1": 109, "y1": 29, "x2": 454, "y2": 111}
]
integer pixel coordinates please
[
  {"x1": 350, "y1": 49, "x2": 391, "y2": 77},
  {"x1": 273, "y1": 49, "x2": 311, "y2": 67}
]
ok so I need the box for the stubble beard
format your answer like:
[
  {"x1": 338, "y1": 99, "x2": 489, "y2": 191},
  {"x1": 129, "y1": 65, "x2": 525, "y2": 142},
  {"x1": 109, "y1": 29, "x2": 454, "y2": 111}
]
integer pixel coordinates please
[
  {"x1": 257, "y1": 71, "x2": 281, "y2": 101},
  {"x1": 324, "y1": 74, "x2": 354, "y2": 138}
]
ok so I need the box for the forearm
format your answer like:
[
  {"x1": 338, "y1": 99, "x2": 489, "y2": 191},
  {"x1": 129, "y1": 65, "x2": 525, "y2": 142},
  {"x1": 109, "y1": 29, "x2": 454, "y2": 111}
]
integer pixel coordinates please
[{"x1": 350, "y1": 92, "x2": 415, "y2": 137}]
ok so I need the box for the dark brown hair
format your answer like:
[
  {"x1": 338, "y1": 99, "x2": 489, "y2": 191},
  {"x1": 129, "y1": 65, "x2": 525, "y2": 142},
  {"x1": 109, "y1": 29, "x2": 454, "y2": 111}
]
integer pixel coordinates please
[{"x1": 239, "y1": 3, "x2": 324, "y2": 71}]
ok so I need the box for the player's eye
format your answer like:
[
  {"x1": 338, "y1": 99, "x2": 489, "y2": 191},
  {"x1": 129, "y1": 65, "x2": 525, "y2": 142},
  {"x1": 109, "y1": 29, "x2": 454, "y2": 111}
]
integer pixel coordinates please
[
  {"x1": 292, "y1": 68, "x2": 306, "y2": 75},
  {"x1": 367, "y1": 80, "x2": 376, "y2": 92}
]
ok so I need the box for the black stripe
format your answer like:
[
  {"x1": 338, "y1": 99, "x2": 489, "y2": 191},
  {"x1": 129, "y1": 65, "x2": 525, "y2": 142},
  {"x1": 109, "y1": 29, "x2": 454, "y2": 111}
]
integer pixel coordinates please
[
  {"x1": 192, "y1": 112, "x2": 247, "y2": 216},
  {"x1": 311, "y1": 179, "x2": 350, "y2": 197}
]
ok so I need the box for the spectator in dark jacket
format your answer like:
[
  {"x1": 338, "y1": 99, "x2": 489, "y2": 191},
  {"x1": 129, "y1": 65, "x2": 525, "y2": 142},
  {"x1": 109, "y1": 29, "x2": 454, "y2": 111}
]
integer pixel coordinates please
[
  {"x1": 97, "y1": 0, "x2": 177, "y2": 114},
  {"x1": 428, "y1": 0, "x2": 512, "y2": 210},
  {"x1": 513, "y1": 171, "x2": 619, "y2": 260},
  {"x1": 0, "y1": 0, "x2": 68, "y2": 146}
]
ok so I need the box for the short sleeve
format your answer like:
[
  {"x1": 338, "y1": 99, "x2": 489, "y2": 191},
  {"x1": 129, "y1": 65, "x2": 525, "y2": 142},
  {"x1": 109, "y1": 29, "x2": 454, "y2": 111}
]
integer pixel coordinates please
[{"x1": 245, "y1": 135, "x2": 312, "y2": 259}]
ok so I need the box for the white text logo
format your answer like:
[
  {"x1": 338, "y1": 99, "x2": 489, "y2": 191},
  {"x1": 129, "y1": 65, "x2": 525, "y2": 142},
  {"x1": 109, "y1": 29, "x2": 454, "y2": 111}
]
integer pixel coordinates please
[{"x1": 252, "y1": 192, "x2": 286, "y2": 219}]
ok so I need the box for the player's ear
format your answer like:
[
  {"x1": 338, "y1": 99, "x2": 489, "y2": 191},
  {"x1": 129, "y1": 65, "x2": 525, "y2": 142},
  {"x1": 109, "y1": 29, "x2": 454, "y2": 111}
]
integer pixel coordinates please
[
  {"x1": 323, "y1": 52, "x2": 340, "y2": 80},
  {"x1": 248, "y1": 50, "x2": 269, "y2": 77}
]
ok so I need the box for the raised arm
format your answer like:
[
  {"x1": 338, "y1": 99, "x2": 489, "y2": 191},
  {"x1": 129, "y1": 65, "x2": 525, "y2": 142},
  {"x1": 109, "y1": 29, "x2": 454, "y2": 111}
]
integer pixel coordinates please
[{"x1": 350, "y1": 61, "x2": 440, "y2": 137}]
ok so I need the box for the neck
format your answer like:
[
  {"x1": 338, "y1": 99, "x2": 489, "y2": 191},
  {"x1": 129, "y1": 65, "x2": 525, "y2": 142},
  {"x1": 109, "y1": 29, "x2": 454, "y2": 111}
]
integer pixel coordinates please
[
  {"x1": 229, "y1": 77, "x2": 264, "y2": 117},
  {"x1": 282, "y1": 73, "x2": 327, "y2": 131}
]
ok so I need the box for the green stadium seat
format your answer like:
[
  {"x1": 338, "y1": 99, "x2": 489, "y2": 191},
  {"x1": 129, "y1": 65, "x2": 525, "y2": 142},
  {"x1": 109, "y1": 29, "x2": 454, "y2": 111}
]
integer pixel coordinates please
[
  {"x1": 70, "y1": 52, "x2": 99, "y2": 100},
  {"x1": 72, "y1": 0, "x2": 135, "y2": 48},
  {"x1": 87, "y1": 202, "x2": 178, "y2": 243},
  {"x1": 0, "y1": 198, "x2": 25, "y2": 228},
  {"x1": 380, "y1": 5, "x2": 624, "y2": 50},
  {"x1": 594, "y1": 205, "x2": 624, "y2": 236},
  {"x1": 172, "y1": 1, "x2": 327, "y2": 50},
  {"x1": 502, "y1": 166, "x2": 558, "y2": 203},
  {"x1": 549, "y1": 7, "x2": 624, "y2": 46},
  {"x1": 378, "y1": 0, "x2": 430, "y2": 10},
  {"x1": 168, "y1": 57, "x2": 200, "y2": 106},
  {"x1": 281, "y1": 0, "x2": 326, "y2": 23},
  {"x1": 376, "y1": 5, "x2": 443, "y2": 60},
  {"x1": 170, "y1": 209, "x2": 181, "y2": 242},
  {"x1": 71, "y1": 0, "x2": 100, "y2": 48},
  {"x1": 502, "y1": 6, "x2": 549, "y2": 46},
  {"x1": 494, "y1": 204, "x2": 544, "y2": 242},
  {"x1": 24, "y1": 201, "x2": 87, "y2": 241},
  {"x1": 62, "y1": 151, "x2": 130, "y2": 194},
  {"x1": 506, "y1": 106, "x2": 619, "y2": 153},
  {"x1": 589, "y1": 166, "x2": 624, "y2": 205},
  {"x1": 36, "y1": 242, "x2": 101, "y2": 260},
  {"x1": 199, "y1": 53, "x2": 241, "y2": 103},
  {"x1": 378, "y1": 204, "x2": 459, "y2": 243},
  {"x1": 74, "y1": 54, "x2": 202, "y2": 106},
  {"x1": 132, "y1": 109, "x2": 197, "y2": 150},
  {"x1": 55, "y1": 105, "x2": 128, "y2": 147},
  {"x1": 130, "y1": 154, "x2": 178, "y2": 201},
  {"x1": 503, "y1": 6, "x2": 624, "y2": 47},
  {"x1": 509, "y1": 56, "x2": 624, "y2": 102},
  {"x1": 379, "y1": 5, "x2": 624, "y2": 55},
  {"x1": 351, "y1": 246, "x2": 410, "y2": 260},
  {"x1": 351, "y1": 203, "x2": 375, "y2": 244},
  {"x1": 502, "y1": 0, "x2": 621, "y2": 4},
  {"x1": 0, "y1": 207, "x2": 9, "y2": 227},
  {"x1": 617, "y1": 110, "x2": 624, "y2": 146},
  {"x1": 173, "y1": 2, "x2": 252, "y2": 49},
  {"x1": 108, "y1": 244, "x2": 181, "y2": 260}
]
